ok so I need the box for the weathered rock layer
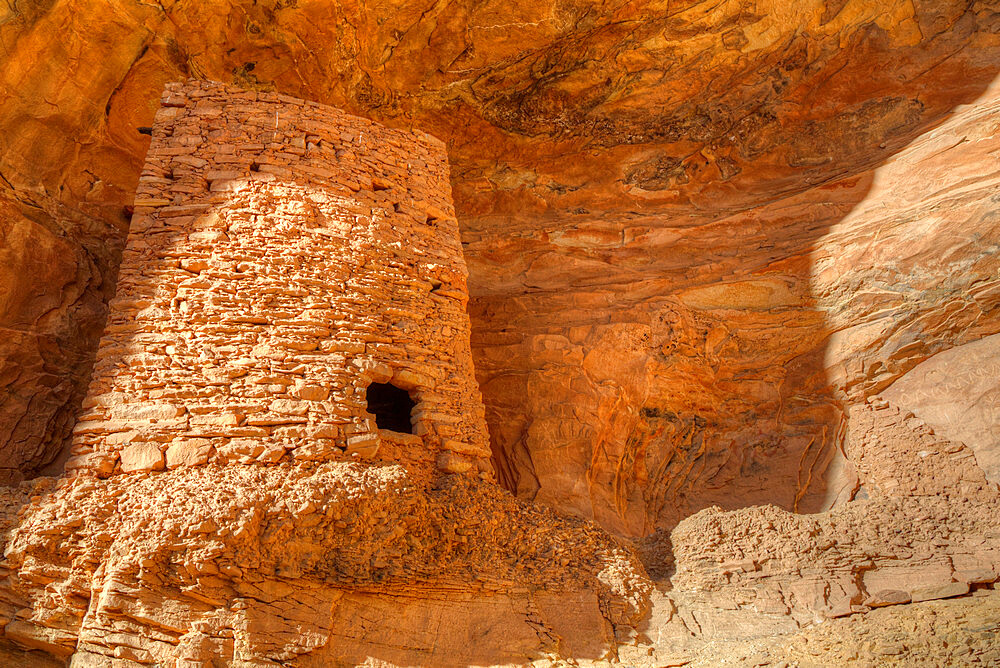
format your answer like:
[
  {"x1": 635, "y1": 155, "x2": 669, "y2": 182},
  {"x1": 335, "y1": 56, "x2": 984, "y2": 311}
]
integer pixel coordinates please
[
  {"x1": 0, "y1": 464, "x2": 649, "y2": 664},
  {"x1": 0, "y1": 2, "x2": 997, "y2": 525},
  {"x1": 0, "y1": 0, "x2": 999, "y2": 664}
]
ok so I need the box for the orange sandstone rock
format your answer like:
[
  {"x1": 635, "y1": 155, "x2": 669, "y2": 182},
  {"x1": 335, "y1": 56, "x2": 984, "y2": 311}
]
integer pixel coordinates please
[
  {"x1": 0, "y1": 1, "x2": 998, "y2": 664},
  {"x1": 0, "y1": 83, "x2": 652, "y2": 665}
]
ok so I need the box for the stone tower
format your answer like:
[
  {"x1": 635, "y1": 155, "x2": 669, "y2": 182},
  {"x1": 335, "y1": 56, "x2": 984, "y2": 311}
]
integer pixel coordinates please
[{"x1": 66, "y1": 80, "x2": 493, "y2": 480}]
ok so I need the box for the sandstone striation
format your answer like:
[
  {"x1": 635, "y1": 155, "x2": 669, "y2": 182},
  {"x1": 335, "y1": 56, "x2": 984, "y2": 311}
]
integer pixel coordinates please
[
  {"x1": 0, "y1": 0, "x2": 998, "y2": 665},
  {"x1": 0, "y1": 0, "x2": 995, "y2": 519},
  {"x1": 0, "y1": 465, "x2": 651, "y2": 664},
  {"x1": 0, "y1": 82, "x2": 650, "y2": 665},
  {"x1": 881, "y1": 333, "x2": 1000, "y2": 484},
  {"x1": 611, "y1": 396, "x2": 1000, "y2": 666},
  {"x1": 669, "y1": 399, "x2": 999, "y2": 625},
  {"x1": 471, "y1": 52, "x2": 1000, "y2": 535}
]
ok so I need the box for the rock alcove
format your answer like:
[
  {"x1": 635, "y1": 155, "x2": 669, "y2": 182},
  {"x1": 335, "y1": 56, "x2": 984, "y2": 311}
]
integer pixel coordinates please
[{"x1": 0, "y1": 2, "x2": 998, "y2": 665}]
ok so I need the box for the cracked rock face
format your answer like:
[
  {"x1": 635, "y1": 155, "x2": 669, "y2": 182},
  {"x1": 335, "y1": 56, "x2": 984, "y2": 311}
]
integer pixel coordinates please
[
  {"x1": 0, "y1": 0, "x2": 997, "y2": 530},
  {"x1": 0, "y1": 464, "x2": 650, "y2": 664},
  {"x1": 0, "y1": 80, "x2": 653, "y2": 666},
  {"x1": 0, "y1": 0, "x2": 999, "y2": 664}
]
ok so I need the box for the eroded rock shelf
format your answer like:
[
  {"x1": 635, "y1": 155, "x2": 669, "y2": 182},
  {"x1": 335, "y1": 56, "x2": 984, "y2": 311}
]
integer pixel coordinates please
[{"x1": 0, "y1": 1, "x2": 998, "y2": 665}]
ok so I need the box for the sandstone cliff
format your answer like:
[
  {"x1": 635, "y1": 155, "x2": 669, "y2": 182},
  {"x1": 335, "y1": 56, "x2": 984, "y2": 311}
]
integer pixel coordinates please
[{"x1": 0, "y1": 0, "x2": 998, "y2": 665}]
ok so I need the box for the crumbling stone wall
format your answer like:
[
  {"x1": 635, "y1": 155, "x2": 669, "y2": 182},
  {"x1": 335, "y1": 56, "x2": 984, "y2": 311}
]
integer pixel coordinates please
[
  {"x1": 669, "y1": 397, "x2": 1000, "y2": 624},
  {"x1": 65, "y1": 80, "x2": 492, "y2": 480}
]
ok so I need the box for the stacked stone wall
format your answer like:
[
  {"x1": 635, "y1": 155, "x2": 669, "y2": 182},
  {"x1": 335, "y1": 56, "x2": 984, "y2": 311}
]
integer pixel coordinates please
[{"x1": 65, "y1": 80, "x2": 492, "y2": 479}]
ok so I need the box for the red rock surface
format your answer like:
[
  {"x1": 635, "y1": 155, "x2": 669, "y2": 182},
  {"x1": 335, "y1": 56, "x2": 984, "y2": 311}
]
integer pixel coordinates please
[
  {"x1": 0, "y1": 1, "x2": 995, "y2": 507},
  {"x1": 670, "y1": 398, "x2": 998, "y2": 622},
  {"x1": 0, "y1": 0, "x2": 998, "y2": 664},
  {"x1": 472, "y1": 59, "x2": 1000, "y2": 535},
  {"x1": 0, "y1": 83, "x2": 651, "y2": 664},
  {"x1": 0, "y1": 465, "x2": 651, "y2": 664}
]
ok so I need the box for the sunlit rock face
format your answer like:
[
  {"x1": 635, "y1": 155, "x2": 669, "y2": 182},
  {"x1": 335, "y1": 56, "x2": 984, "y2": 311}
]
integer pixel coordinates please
[
  {"x1": 0, "y1": 0, "x2": 998, "y2": 536},
  {"x1": 1, "y1": 2, "x2": 1000, "y2": 665},
  {"x1": 0, "y1": 82, "x2": 649, "y2": 666},
  {"x1": 881, "y1": 333, "x2": 1000, "y2": 485}
]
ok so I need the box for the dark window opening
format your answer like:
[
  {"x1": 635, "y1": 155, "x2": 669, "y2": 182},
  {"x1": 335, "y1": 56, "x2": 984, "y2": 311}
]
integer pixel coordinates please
[{"x1": 366, "y1": 382, "x2": 416, "y2": 433}]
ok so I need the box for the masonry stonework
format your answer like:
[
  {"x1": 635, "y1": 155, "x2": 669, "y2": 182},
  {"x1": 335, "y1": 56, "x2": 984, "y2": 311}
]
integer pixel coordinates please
[{"x1": 66, "y1": 80, "x2": 493, "y2": 480}]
